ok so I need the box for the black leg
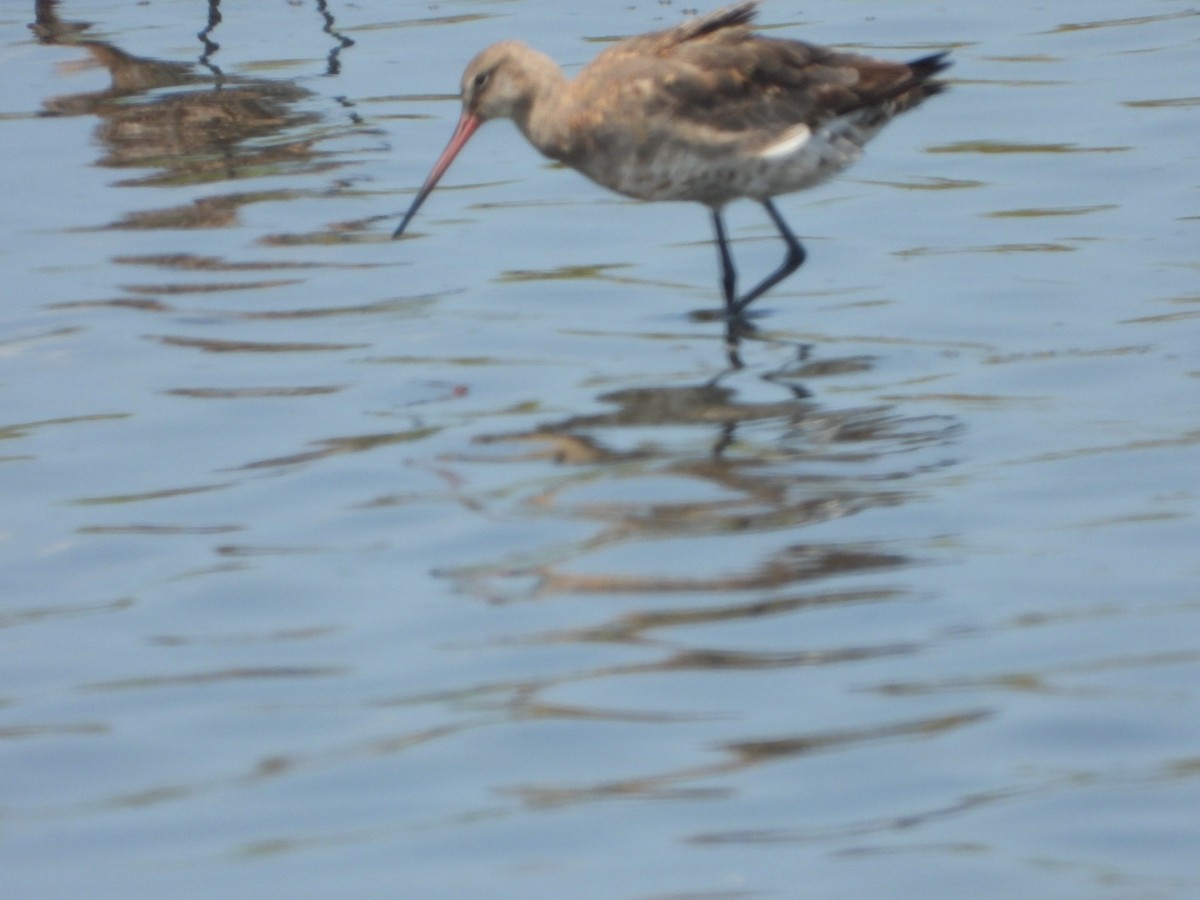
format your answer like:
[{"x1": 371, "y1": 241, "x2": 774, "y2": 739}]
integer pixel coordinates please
[
  {"x1": 730, "y1": 199, "x2": 806, "y2": 315},
  {"x1": 710, "y1": 207, "x2": 738, "y2": 315},
  {"x1": 723, "y1": 317, "x2": 746, "y2": 369}
]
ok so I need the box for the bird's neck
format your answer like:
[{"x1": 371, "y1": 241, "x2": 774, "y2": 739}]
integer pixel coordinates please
[{"x1": 508, "y1": 50, "x2": 573, "y2": 161}]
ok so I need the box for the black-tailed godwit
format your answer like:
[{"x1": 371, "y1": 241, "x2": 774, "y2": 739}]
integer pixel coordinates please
[{"x1": 393, "y1": 1, "x2": 949, "y2": 317}]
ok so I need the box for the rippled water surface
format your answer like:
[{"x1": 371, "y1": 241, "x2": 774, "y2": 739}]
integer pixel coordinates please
[{"x1": 3, "y1": 1, "x2": 1198, "y2": 897}]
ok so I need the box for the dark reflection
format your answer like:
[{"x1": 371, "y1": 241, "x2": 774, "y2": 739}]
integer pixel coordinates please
[
  {"x1": 505, "y1": 710, "x2": 991, "y2": 811},
  {"x1": 380, "y1": 615, "x2": 921, "y2": 717},
  {"x1": 692, "y1": 778, "x2": 1026, "y2": 846},
  {"x1": 235, "y1": 428, "x2": 439, "y2": 471},
  {"x1": 315, "y1": 0, "x2": 357, "y2": 78},
  {"x1": 83, "y1": 666, "x2": 346, "y2": 691},
  {"x1": 196, "y1": 0, "x2": 223, "y2": 80},
  {"x1": 449, "y1": 374, "x2": 958, "y2": 601},
  {"x1": 31, "y1": 0, "x2": 351, "y2": 227},
  {"x1": 365, "y1": 353, "x2": 968, "y2": 807},
  {"x1": 722, "y1": 315, "x2": 758, "y2": 369},
  {"x1": 540, "y1": 588, "x2": 903, "y2": 644}
]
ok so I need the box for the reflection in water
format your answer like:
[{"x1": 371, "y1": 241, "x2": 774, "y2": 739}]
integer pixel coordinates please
[
  {"x1": 506, "y1": 710, "x2": 992, "y2": 812},
  {"x1": 315, "y1": 0, "x2": 358, "y2": 79},
  {"x1": 452, "y1": 375, "x2": 956, "y2": 590},
  {"x1": 394, "y1": 363, "x2": 964, "y2": 712},
  {"x1": 27, "y1": 0, "x2": 387, "y2": 415},
  {"x1": 356, "y1": 361, "x2": 974, "y2": 815},
  {"x1": 32, "y1": 0, "x2": 343, "y2": 226},
  {"x1": 196, "y1": 1, "x2": 222, "y2": 78}
]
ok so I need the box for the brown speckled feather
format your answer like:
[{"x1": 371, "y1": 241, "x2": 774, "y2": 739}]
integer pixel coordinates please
[{"x1": 582, "y1": 2, "x2": 946, "y2": 139}]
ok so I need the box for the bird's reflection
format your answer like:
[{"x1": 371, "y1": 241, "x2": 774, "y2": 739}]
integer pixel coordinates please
[
  {"x1": 31, "y1": 0, "x2": 342, "y2": 227},
  {"x1": 436, "y1": 360, "x2": 960, "y2": 604},
  {"x1": 362, "y1": 357, "x2": 967, "y2": 809}
]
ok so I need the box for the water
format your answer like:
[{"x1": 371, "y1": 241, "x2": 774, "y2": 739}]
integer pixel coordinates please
[{"x1": 2, "y1": 1, "x2": 1198, "y2": 897}]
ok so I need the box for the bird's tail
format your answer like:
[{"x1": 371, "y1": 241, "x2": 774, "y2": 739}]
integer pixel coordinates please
[{"x1": 896, "y1": 51, "x2": 953, "y2": 107}]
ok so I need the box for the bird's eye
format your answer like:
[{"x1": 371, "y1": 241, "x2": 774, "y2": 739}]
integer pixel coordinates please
[{"x1": 473, "y1": 71, "x2": 490, "y2": 89}]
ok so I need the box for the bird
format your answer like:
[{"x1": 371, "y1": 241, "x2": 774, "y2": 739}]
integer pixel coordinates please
[{"x1": 392, "y1": 1, "x2": 949, "y2": 318}]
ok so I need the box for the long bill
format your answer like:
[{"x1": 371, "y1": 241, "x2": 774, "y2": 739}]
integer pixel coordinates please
[{"x1": 392, "y1": 109, "x2": 482, "y2": 239}]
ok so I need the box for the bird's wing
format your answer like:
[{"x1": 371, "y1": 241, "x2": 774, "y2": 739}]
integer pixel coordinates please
[{"x1": 591, "y1": 4, "x2": 946, "y2": 140}]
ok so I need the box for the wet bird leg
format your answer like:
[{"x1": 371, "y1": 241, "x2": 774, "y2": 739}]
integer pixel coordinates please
[{"x1": 712, "y1": 200, "x2": 807, "y2": 318}]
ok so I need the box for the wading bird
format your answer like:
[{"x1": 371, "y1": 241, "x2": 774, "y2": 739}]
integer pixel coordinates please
[{"x1": 393, "y1": 1, "x2": 949, "y2": 318}]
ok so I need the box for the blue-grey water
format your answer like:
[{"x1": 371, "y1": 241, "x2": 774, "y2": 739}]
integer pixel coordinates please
[{"x1": 2, "y1": 1, "x2": 1198, "y2": 897}]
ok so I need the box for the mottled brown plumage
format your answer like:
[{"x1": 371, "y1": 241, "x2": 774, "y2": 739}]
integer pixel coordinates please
[{"x1": 394, "y1": 1, "x2": 950, "y2": 316}]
